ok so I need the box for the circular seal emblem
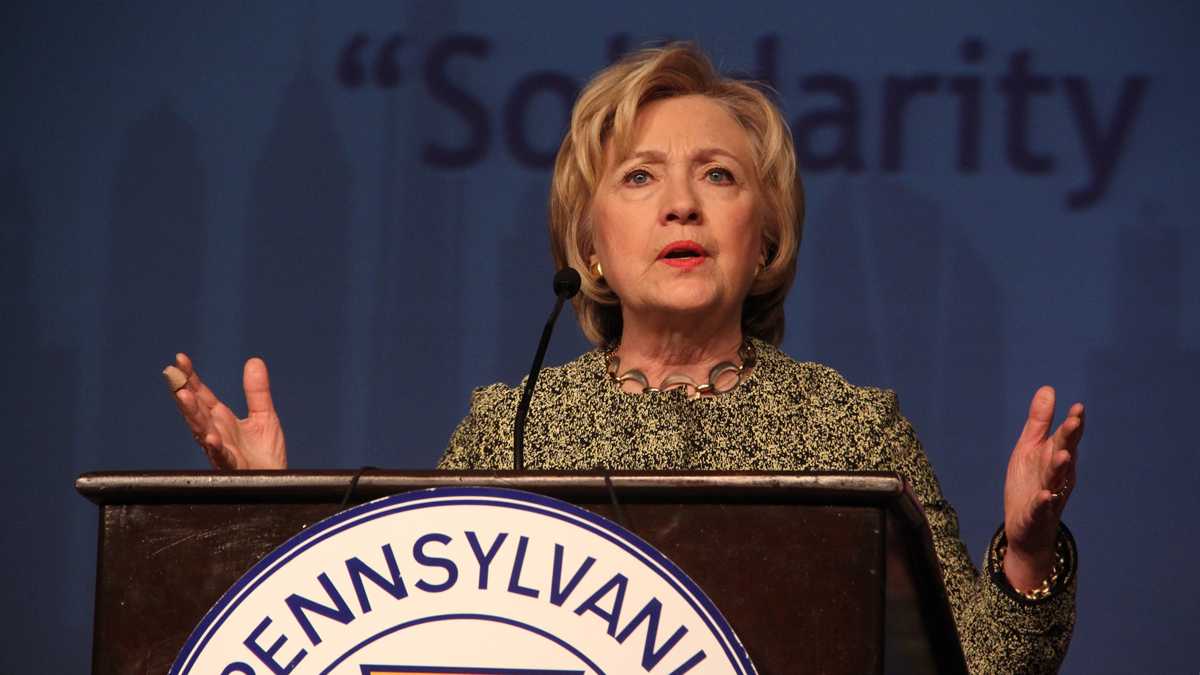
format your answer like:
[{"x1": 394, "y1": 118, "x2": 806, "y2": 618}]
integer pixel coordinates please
[{"x1": 172, "y1": 487, "x2": 757, "y2": 675}]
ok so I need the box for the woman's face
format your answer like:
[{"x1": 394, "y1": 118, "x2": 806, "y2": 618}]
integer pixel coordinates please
[{"x1": 589, "y1": 95, "x2": 763, "y2": 331}]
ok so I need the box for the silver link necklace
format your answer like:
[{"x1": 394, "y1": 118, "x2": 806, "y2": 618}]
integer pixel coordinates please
[{"x1": 605, "y1": 339, "x2": 756, "y2": 399}]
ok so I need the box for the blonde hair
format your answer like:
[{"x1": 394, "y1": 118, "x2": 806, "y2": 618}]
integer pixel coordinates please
[{"x1": 549, "y1": 43, "x2": 804, "y2": 346}]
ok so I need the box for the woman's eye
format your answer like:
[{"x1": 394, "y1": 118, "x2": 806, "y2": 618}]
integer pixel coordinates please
[
  {"x1": 706, "y1": 167, "x2": 734, "y2": 184},
  {"x1": 624, "y1": 170, "x2": 651, "y2": 186}
]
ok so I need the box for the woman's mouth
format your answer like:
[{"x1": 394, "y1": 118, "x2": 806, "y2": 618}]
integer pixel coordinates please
[{"x1": 657, "y1": 240, "x2": 708, "y2": 268}]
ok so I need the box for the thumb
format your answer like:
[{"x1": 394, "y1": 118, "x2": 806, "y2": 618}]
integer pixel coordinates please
[
  {"x1": 1019, "y1": 385, "x2": 1056, "y2": 443},
  {"x1": 243, "y1": 357, "x2": 276, "y2": 416}
]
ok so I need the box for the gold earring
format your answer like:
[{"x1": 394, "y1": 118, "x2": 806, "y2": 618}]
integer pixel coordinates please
[{"x1": 591, "y1": 261, "x2": 604, "y2": 279}]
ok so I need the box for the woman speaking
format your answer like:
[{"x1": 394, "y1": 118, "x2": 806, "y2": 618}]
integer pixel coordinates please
[{"x1": 167, "y1": 44, "x2": 1082, "y2": 673}]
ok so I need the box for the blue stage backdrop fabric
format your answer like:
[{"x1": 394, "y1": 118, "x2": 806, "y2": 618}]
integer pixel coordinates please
[{"x1": 1, "y1": 2, "x2": 1196, "y2": 672}]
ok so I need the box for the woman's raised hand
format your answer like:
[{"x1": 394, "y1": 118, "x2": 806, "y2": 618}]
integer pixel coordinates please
[
  {"x1": 164, "y1": 353, "x2": 288, "y2": 470},
  {"x1": 1002, "y1": 385, "x2": 1084, "y2": 591}
]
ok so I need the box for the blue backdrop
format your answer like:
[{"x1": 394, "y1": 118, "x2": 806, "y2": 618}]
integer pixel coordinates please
[{"x1": 2, "y1": 1, "x2": 1196, "y2": 671}]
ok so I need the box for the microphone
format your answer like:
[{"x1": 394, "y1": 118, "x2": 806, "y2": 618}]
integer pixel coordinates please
[{"x1": 513, "y1": 267, "x2": 581, "y2": 470}]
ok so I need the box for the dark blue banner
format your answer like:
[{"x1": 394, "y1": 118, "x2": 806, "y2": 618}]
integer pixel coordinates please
[{"x1": 1, "y1": 2, "x2": 1195, "y2": 671}]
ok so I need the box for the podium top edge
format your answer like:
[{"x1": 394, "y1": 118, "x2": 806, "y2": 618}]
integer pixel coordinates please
[{"x1": 76, "y1": 470, "x2": 909, "y2": 505}]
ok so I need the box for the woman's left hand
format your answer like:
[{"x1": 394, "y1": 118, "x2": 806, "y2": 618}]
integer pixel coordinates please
[{"x1": 1002, "y1": 386, "x2": 1085, "y2": 591}]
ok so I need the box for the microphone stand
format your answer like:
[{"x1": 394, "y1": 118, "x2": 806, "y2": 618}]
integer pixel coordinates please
[{"x1": 513, "y1": 268, "x2": 580, "y2": 470}]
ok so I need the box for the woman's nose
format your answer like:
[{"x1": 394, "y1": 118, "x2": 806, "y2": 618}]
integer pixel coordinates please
[{"x1": 659, "y1": 175, "x2": 701, "y2": 226}]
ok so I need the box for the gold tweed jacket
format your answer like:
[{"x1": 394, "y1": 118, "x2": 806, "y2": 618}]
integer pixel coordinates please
[{"x1": 438, "y1": 338, "x2": 1077, "y2": 673}]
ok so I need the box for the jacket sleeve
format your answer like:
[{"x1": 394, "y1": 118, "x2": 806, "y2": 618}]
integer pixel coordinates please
[{"x1": 877, "y1": 389, "x2": 1077, "y2": 674}]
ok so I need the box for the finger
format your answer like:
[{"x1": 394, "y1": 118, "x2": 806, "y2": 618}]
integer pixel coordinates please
[
  {"x1": 200, "y1": 432, "x2": 238, "y2": 470},
  {"x1": 1048, "y1": 414, "x2": 1081, "y2": 453},
  {"x1": 1019, "y1": 385, "x2": 1057, "y2": 443},
  {"x1": 1018, "y1": 488, "x2": 1059, "y2": 529},
  {"x1": 195, "y1": 403, "x2": 244, "y2": 470},
  {"x1": 1043, "y1": 487, "x2": 1069, "y2": 518},
  {"x1": 1065, "y1": 403, "x2": 1085, "y2": 451},
  {"x1": 243, "y1": 357, "x2": 276, "y2": 416},
  {"x1": 1046, "y1": 448, "x2": 1073, "y2": 484},
  {"x1": 199, "y1": 432, "x2": 222, "y2": 468},
  {"x1": 184, "y1": 365, "x2": 222, "y2": 411},
  {"x1": 1048, "y1": 405, "x2": 1087, "y2": 462},
  {"x1": 175, "y1": 388, "x2": 212, "y2": 438},
  {"x1": 175, "y1": 352, "x2": 195, "y2": 377},
  {"x1": 1044, "y1": 450, "x2": 1076, "y2": 507},
  {"x1": 162, "y1": 365, "x2": 188, "y2": 392},
  {"x1": 1064, "y1": 456, "x2": 1077, "y2": 489},
  {"x1": 175, "y1": 352, "x2": 223, "y2": 409},
  {"x1": 1037, "y1": 489, "x2": 1058, "y2": 513},
  {"x1": 1037, "y1": 453, "x2": 1066, "y2": 497}
]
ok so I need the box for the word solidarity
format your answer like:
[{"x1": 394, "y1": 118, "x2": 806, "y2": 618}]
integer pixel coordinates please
[{"x1": 337, "y1": 34, "x2": 1147, "y2": 210}]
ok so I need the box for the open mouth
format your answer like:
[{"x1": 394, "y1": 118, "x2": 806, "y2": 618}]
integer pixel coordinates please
[{"x1": 657, "y1": 240, "x2": 708, "y2": 262}]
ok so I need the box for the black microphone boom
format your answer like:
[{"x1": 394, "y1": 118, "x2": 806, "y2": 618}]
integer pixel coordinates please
[{"x1": 513, "y1": 267, "x2": 581, "y2": 470}]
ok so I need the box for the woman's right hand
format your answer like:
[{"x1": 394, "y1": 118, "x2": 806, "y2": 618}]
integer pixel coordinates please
[{"x1": 164, "y1": 353, "x2": 288, "y2": 470}]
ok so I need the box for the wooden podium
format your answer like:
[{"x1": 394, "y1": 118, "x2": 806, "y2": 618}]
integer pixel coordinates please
[{"x1": 76, "y1": 471, "x2": 967, "y2": 674}]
